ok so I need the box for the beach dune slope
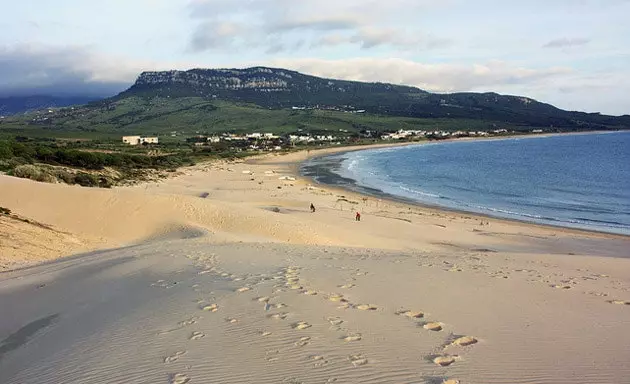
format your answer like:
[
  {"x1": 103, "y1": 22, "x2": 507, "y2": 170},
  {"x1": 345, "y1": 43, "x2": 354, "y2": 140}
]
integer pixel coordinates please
[
  {"x1": 1, "y1": 236, "x2": 630, "y2": 384},
  {"x1": 1, "y1": 152, "x2": 630, "y2": 384}
]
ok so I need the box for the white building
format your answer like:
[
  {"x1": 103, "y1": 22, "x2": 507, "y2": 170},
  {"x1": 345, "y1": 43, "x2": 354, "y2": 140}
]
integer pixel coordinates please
[{"x1": 122, "y1": 136, "x2": 159, "y2": 145}]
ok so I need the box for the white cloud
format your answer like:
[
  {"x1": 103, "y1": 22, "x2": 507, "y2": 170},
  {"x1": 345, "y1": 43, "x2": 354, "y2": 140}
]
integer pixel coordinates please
[
  {"x1": 265, "y1": 57, "x2": 574, "y2": 93},
  {"x1": 543, "y1": 37, "x2": 590, "y2": 48},
  {"x1": 186, "y1": 0, "x2": 446, "y2": 52},
  {"x1": 0, "y1": 45, "x2": 196, "y2": 96}
]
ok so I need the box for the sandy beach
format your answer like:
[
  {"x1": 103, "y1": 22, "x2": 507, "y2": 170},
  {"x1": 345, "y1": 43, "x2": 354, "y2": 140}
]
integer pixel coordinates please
[{"x1": 1, "y1": 145, "x2": 629, "y2": 384}]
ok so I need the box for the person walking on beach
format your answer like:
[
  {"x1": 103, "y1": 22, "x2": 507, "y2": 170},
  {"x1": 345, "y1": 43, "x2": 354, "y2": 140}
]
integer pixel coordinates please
[
  {"x1": 355, "y1": 211, "x2": 361, "y2": 221},
  {"x1": 310, "y1": 203, "x2": 316, "y2": 213}
]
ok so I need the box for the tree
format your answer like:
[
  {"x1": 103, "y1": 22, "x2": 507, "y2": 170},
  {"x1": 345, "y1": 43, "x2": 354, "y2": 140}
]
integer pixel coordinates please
[{"x1": 0, "y1": 142, "x2": 13, "y2": 159}]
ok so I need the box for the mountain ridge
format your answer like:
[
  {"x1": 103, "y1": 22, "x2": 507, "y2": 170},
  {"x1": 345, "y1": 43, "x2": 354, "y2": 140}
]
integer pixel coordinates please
[
  {"x1": 118, "y1": 66, "x2": 629, "y2": 130},
  {"x1": 0, "y1": 95, "x2": 103, "y2": 116}
]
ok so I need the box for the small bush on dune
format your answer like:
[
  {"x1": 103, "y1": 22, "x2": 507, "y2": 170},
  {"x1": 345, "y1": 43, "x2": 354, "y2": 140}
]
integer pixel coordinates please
[
  {"x1": 53, "y1": 169, "x2": 76, "y2": 184},
  {"x1": 98, "y1": 176, "x2": 113, "y2": 188},
  {"x1": 13, "y1": 164, "x2": 57, "y2": 183},
  {"x1": 13, "y1": 164, "x2": 42, "y2": 180},
  {"x1": 0, "y1": 160, "x2": 11, "y2": 172},
  {"x1": 73, "y1": 172, "x2": 99, "y2": 187}
]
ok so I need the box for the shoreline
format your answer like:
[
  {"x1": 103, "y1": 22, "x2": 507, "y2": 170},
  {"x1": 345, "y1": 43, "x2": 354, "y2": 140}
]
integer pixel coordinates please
[
  {"x1": 283, "y1": 133, "x2": 630, "y2": 240},
  {"x1": 2, "y1": 131, "x2": 630, "y2": 384}
]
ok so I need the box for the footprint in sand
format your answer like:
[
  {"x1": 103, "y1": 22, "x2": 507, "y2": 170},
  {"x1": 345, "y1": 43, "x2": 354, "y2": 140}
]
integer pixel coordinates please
[
  {"x1": 190, "y1": 331, "x2": 205, "y2": 340},
  {"x1": 202, "y1": 303, "x2": 219, "y2": 312},
  {"x1": 338, "y1": 283, "x2": 355, "y2": 289},
  {"x1": 348, "y1": 354, "x2": 368, "y2": 367},
  {"x1": 607, "y1": 300, "x2": 630, "y2": 305},
  {"x1": 395, "y1": 310, "x2": 424, "y2": 319},
  {"x1": 266, "y1": 350, "x2": 280, "y2": 362},
  {"x1": 225, "y1": 317, "x2": 239, "y2": 324},
  {"x1": 452, "y1": 336, "x2": 478, "y2": 346},
  {"x1": 343, "y1": 334, "x2": 362, "y2": 342},
  {"x1": 292, "y1": 321, "x2": 312, "y2": 330},
  {"x1": 179, "y1": 316, "x2": 200, "y2": 326},
  {"x1": 328, "y1": 294, "x2": 347, "y2": 303},
  {"x1": 152, "y1": 280, "x2": 179, "y2": 289},
  {"x1": 423, "y1": 322, "x2": 444, "y2": 331},
  {"x1": 255, "y1": 296, "x2": 271, "y2": 302},
  {"x1": 311, "y1": 355, "x2": 328, "y2": 367},
  {"x1": 326, "y1": 316, "x2": 344, "y2": 326},
  {"x1": 164, "y1": 351, "x2": 187, "y2": 364},
  {"x1": 355, "y1": 304, "x2": 377, "y2": 311},
  {"x1": 303, "y1": 290, "x2": 318, "y2": 296},
  {"x1": 433, "y1": 355, "x2": 458, "y2": 367},
  {"x1": 170, "y1": 373, "x2": 190, "y2": 384},
  {"x1": 550, "y1": 284, "x2": 572, "y2": 289},
  {"x1": 268, "y1": 312, "x2": 289, "y2": 320},
  {"x1": 295, "y1": 336, "x2": 311, "y2": 347},
  {"x1": 158, "y1": 316, "x2": 200, "y2": 335}
]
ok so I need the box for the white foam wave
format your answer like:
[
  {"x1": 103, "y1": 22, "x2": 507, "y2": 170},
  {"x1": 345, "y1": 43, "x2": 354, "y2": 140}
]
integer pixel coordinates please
[{"x1": 398, "y1": 186, "x2": 441, "y2": 199}]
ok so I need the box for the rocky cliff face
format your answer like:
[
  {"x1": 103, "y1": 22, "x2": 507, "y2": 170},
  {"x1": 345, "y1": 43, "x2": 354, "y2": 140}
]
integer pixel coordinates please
[
  {"x1": 129, "y1": 67, "x2": 425, "y2": 98},
  {"x1": 135, "y1": 68, "x2": 293, "y2": 92}
]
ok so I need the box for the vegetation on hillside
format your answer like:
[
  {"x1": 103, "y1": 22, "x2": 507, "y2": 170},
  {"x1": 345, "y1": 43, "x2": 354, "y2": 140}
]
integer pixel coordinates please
[
  {"x1": 0, "y1": 97, "x2": 548, "y2": 141},
  {"x1": 122, "y1": 67, "x2": 630, "y2": 131},
  {"x1": 0, "y1": 138, "x2": 208, "y2": 187}
]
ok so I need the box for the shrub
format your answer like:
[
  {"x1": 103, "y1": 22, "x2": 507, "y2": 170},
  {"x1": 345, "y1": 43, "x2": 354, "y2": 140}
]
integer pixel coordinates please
[
  {"x1": 7, "y1": 157, "x2": 31, "y2": 168},
  {"x1": 74, "y1": 172, "x2": 99, "y2": 187},
  {"x1": 12, "y1": 164, "x2": 57, "y2": 183},
  {"x1": 53, "y1": 169, "x2": 76, "y2": 184},
  {"x1": 0, "y1": 142, "x2": 13, "y2": 159},
  {"x1": 98, "y1": 176, "x2": 113, "y2": 188},
  {"x1": 0, "y1": 160, "x2": 11, "y2": 172},
  {"x1": 13, "y1": 164, "x2": 42, "y2": 180}
]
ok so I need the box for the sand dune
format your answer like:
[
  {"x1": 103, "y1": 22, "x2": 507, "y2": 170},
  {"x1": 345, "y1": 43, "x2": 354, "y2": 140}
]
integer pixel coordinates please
[
  {"x1": 1, "y1": 147, "x2": 630, "y2": 383},
  {"x1": 2, "y1": 237, "x2": 629, "y2": 384}
]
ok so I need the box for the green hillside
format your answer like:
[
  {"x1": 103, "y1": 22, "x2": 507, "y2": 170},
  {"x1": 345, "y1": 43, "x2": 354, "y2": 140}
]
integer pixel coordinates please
[
  {"x1": 1, "y1": 66, "x2": 628, "y2": 141},
  {"x1": 0, "y1": 97, "x2": 531, "y2": 141}
]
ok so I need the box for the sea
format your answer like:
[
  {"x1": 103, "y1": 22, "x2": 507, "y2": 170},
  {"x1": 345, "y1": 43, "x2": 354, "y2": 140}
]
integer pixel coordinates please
[{"x1": 301, "y1": 131, "x2": 630, "y2": 235}]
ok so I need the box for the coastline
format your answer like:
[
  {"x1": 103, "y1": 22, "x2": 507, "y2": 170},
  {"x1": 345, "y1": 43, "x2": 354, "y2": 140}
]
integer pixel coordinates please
[
  {"x1": 2, "y1": 132, "x2": 630, "y2": 384},
  {"x1": 287, "y1": 134, "x2": 630, "y2": 240}
]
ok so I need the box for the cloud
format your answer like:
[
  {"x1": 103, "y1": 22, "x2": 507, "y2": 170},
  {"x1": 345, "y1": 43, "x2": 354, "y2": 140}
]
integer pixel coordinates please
[
  {"x1": 349, "y1": 28, "x2": 452, "y2": 50},
  {"x1": 0, "y1": 45, "x2": 194, "y2": 97},
  {"x1": 271, "y1": 16, "x2": 361, "y2": 33},
  {"x1": 189, "y1": 21, "x2": 247, "y2": 51},
  {"x1": 186, "y1": 0, "x2": 446, "y2": 53},
  {"x1": 265, "y1": 57, "x2": 574, "y2": 92},
  {"x1": 543, "y1": 37, "x2": 590, "y2": 48}
]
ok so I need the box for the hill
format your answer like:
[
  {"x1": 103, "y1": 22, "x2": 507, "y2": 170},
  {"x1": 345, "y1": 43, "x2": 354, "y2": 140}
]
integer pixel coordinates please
[
  {"x1": 121, "y1": 67, "x2": 630, "y2": 130},
  {"x1": 0, "y1": 95, "x2": 103, "y2": 116},
  {"x1": 0, "y1": 67, "x2": 628, "y2": 140}
]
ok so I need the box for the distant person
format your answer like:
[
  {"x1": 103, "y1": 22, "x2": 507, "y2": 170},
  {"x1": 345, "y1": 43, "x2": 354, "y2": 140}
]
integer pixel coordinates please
[
  {"x1": 310, "y1": 203, "x2": 316, "y2": 213},
  {"x1": 355, "y1": 211, "x2": 361, "y2": 221}
]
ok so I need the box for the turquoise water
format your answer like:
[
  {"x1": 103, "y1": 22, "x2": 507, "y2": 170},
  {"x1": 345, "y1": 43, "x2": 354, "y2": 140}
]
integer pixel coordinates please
[{"x1": 304, "y1": 132, "x2": 630, "y2": 235}]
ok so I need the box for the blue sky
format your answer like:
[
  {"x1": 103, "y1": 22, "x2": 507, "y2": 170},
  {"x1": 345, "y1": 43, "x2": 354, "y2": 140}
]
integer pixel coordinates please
[{"x1": 1, "y1": 0, "x2": 628, "y2": 115}]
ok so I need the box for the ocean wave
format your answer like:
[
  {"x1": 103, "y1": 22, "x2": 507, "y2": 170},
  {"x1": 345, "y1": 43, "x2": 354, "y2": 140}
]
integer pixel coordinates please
[
  {"x1": 470, "y1": 204, "x2": 629, "y2": 230},
  {"x1": 397, "y1": 185, "x2": 442, "y2": 199},
  {"x1": 471, "y1": 205, "x2": 545, "y2": 220}
]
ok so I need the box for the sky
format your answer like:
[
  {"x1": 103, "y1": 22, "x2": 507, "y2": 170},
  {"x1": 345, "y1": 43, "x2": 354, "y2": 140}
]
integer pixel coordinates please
[{"x1": 0, "y1": 0, "x2": 629, "y2": 115}]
